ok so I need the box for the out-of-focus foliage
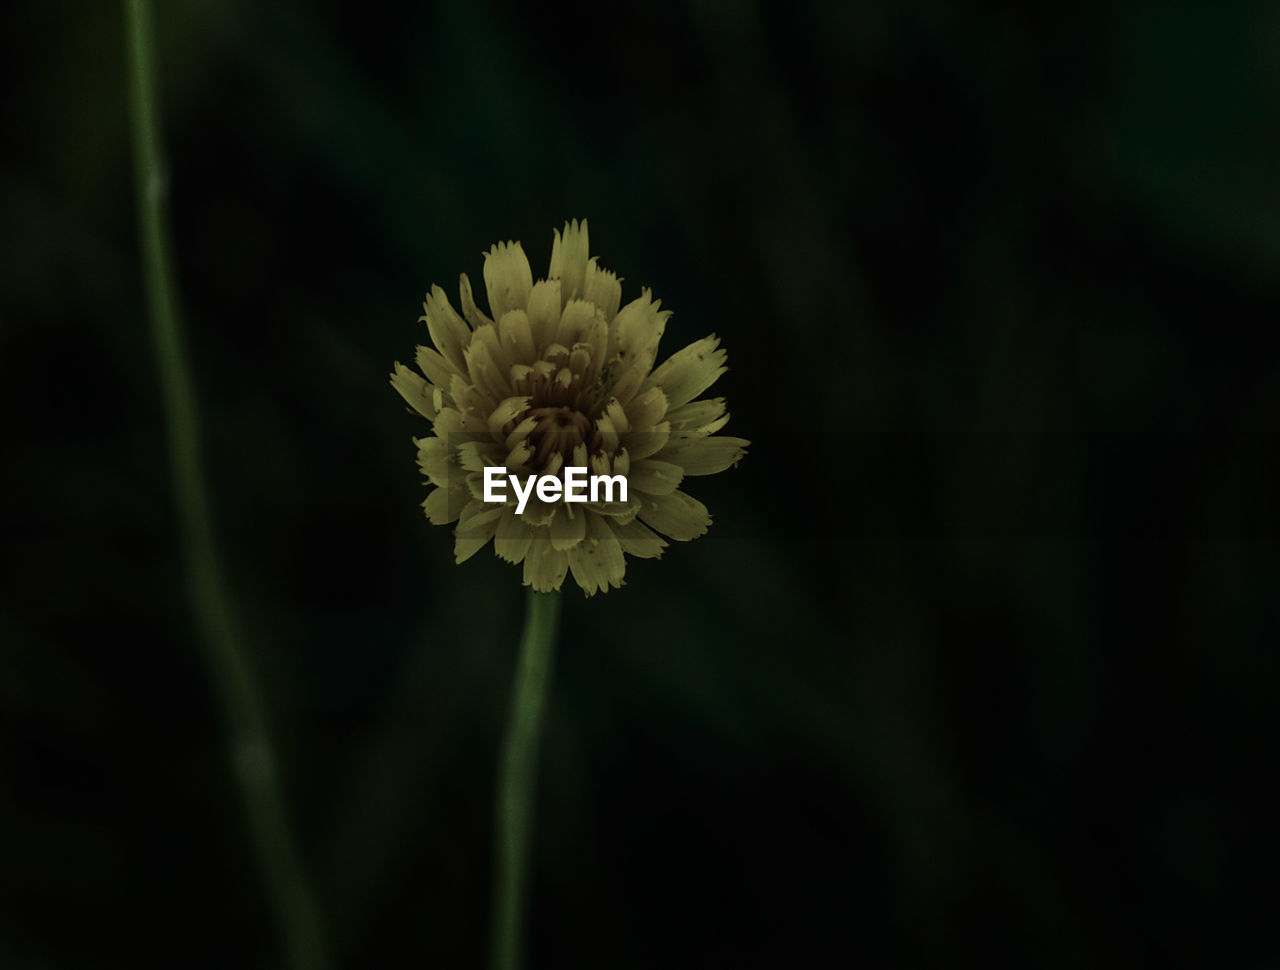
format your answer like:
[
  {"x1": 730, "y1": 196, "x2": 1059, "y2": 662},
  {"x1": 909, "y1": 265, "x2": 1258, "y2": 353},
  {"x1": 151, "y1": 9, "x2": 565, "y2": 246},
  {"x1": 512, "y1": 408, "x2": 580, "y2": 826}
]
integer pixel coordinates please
[{"x1": 2, "y1": 0, "x2": 1275, "y2": 966}]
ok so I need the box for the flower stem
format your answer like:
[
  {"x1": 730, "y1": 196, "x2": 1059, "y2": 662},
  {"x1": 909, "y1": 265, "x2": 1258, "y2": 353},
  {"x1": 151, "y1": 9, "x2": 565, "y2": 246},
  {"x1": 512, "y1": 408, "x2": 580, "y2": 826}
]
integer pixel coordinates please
[
  {"x1": 123, "y1": 3, "x2": 327, "y2": 968},
  {"x1": 491, "y1": 588, "x2": 563, "y2": 970}
]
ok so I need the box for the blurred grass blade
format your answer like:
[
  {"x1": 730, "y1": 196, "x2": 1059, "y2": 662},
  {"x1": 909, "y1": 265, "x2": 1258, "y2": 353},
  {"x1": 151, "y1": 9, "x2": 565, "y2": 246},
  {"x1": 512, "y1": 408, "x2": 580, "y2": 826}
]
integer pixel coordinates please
[{"x1": 123, "y1": 2, "x2": 327, "y2": 967}]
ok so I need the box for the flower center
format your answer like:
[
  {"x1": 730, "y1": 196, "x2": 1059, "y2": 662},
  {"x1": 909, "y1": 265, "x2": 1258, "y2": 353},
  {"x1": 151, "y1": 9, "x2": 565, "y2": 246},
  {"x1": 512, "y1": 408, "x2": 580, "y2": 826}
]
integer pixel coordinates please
[{"x1": 525, "y1": 405, "x2": 602, "y2": 467}]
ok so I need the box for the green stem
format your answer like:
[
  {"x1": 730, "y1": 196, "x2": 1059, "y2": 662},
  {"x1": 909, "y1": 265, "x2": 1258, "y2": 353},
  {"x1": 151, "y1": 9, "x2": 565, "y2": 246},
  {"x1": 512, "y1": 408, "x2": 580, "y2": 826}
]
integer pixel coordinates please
[
  {"x1": 491, "y1": 588, "x2": 563, "y2": 970},
  {"x1": 123, "y1": 4, "x2": 327, "y2": 968}
]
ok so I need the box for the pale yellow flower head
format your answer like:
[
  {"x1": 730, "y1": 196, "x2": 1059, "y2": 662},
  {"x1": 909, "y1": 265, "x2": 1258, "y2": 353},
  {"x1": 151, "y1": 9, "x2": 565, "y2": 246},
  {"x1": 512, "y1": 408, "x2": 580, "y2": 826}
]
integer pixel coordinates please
[{"x1": 391, "y1": 220, "x2": 748, "y2": 595}]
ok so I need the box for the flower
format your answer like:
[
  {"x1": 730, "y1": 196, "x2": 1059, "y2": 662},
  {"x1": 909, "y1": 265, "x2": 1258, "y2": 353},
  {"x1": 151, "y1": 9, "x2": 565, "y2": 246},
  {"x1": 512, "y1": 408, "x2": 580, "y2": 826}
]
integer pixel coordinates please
[{"x1": 391, "y1": 220, "x2": 748, "y2": 595}]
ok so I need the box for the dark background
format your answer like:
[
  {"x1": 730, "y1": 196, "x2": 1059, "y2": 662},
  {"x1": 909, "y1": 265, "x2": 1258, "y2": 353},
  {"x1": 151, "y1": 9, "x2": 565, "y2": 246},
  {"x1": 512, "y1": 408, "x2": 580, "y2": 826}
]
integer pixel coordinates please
[{"x1": 3, "y1": 0, "x2": 1277, "y2": 966}]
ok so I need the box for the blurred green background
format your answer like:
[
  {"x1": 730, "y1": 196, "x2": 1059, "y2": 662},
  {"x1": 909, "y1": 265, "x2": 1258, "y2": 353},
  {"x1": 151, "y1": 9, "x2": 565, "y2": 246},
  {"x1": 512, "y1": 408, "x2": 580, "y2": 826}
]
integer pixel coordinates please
[{"x1": 3, "y1": 0, "x2": 1277, "y2": 966}]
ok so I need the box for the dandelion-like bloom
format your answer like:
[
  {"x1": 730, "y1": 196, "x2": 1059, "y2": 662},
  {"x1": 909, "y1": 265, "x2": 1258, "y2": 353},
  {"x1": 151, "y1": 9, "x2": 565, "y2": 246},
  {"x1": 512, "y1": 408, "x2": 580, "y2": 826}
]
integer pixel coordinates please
[{"x1": 391, "y1": 220, "x2": 748, "y2": 595}]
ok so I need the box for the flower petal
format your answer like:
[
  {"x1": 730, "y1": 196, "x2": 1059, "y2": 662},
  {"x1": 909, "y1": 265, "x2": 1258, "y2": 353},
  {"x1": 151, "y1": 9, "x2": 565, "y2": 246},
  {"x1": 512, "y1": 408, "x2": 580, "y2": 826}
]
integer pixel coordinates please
[
  {"x1": 526, "y1": 279, "x2": 562, "y2": 350},
  {"x1": 498, "y1": 309, "x2": 536, "y2": 366},
  {"x1": 416, "y1": 345, "x2": 462, "y2": 390},
  {"x1": 487, "y1": 396, "x2": 532, "y2": 435},
  {"x1": 657, "y1": 436, "x2": 749, "y2": 476},
  {"x1": 464, "y1": 335, "x2": 511, "y2": 404},
  {"x1": 549, "y1": 503, "x2": 586, "y2": 550},
  {"x1": 458, "y1": 272, "x2": 493, "y2": 329},
  {"x1": 470, "y1": 321, "x2": 511, "y2": 375},
  {"x1": 628, "y1": 458, "x2": 684, "y2": 496},
  {"x1": 643, "y1": 335, "x2": 727, "y2": 409},
  {"x1": 457, "y1": 439, "x2": 505, "y2": 472},
  {"x1": 483, "y1": 241, "x2": 533, "y2": 320},
  {"x1": 582, "y1": 496, "x2": 642, "y2": 523},
  {"x1": 505, "y1": 440, "x2": 533, "y2": 470},
  {"x1": 503, "y1": 414, "x2": 537, "y2": 447},
  {"x1": 391, "y1": 362, "x2": 439, "y2": 420},
  {"x1": 555, "y1": 299, "x2": 600, "y2": 349},
  {"x1": 456, "y1": 496, "x2": 504, "y2": 537},
  {"x1": 605, "y1": 398, "x2": 630, "y2": 433},
  {"x1": 626, "y1": 421, "x2": 670, "y2": 461},
  {"x1": 455, "y1": 499, "x2": 504, "y2": 561},
  {"x1": 625, "y1": 386, "x2": 668, "y2": 431},
  {"x1": 520, "y1": 499, "x2": 556, "y2": 527},
  {"x1": 455, "y1": 530, "x2": 493, "y2": 563},
  {"x1": 414, "y1": 435, "x2": 455, "y2": 486},
  {"x1": 667, "y1": 397, "x2": 726, "y2": 431},
  {"x1": 582, "y1": 257, "x2": 621, "y2": 321},
  {"x1": 420, "y1": 284, "x2": 471, "y2": 373},
  {"x1": 607, "y1": 288, "x2": 669, "y2": 371},
  {"x1": 548, "y1": 219, "x2": 589, "y2": 305},
  {"x1": 523, "y1": 536, "x2": 569, "y2": 592},
  {"x1": 422, "y1": 483, "x2": 469, "y2": 525},
  {"x1": 606, "y1": 361, "x2": 647, "y2": 408},
  {"x1": 595, "y1": 412, "x2": 620, "y2": 454},
  {"x1": 612, "y1": 517, "x2": 667, "y2": 559},
  {"x1": 578, "y1": 314, "x2": 608, "y2": 383},
  {"x1": 639, "y1": 489, "x2": 711, "y2": 541},
  {"x1": 494, "y1": 506, "x2": 533, "y2": 564},
  {"x1": 449, "y1": 373, "x2": 490, "y2": 420},
  {"x1": 567, "y1": 514, "x2": 625, "y2": 596},
  {"x1": 464, "y1": 470, "x2": 490, "y2": 501},
  {"x1": 431, "y1": 407, "x2": 464, "y2": 437}
]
